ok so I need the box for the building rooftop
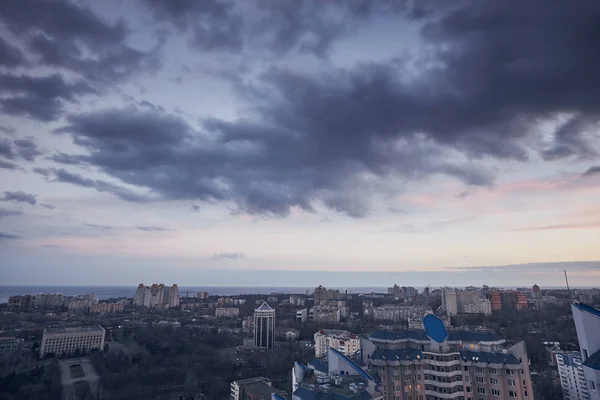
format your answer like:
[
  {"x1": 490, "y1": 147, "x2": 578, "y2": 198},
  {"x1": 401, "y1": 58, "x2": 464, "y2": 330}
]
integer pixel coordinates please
[
  {"x1": 309, "y1": 358, "x2": 329, "y2": 374},
  {"x1": 256, "y1": 302, "x2": 274, "y2": 311},
  {"x1": 460, "y1": 350, "x2": 519, "y2": 365},
  {"x1": 45, "y1": 326, "x2": 104, "y2": 334},
  {"x1": 329, "y1": 348, "x2": 374, "y2": 381},
  {"x1": 242, "y1": 380, "x2": 288, "y2": 400},
  {"x1": 583, "y1": 349, "x2": 600, "y2": 370},
  {"x1": 448, "y1": 330, "x2": 504, "y2": 343},
  {"x1": 295, "y1": 374, "x2": 373, "y2": 400},
  {"x1": 370, "y1": 348, "x2": 423, "y2": 362},
  {"x1": 573, "y1": 301, "x2": 600, "y2": 319},
  {"x1": 318, "y1": 329, "x2": 355, "y2": 338}
]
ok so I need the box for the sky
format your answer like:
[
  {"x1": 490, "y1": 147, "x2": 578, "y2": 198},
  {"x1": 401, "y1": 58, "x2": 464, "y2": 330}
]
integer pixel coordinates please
[{"x1": 1, "y1": 0, "x2": 600, "y2": 287}]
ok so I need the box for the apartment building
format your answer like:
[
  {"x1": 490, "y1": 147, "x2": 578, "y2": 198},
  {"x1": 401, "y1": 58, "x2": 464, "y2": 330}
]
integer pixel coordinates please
[
  {"x1": 314, "y1": 329, "x2": 360, "y2": 359},
  {"x1": 556, "y1": 352, "x2": 589, "y2": 400},
  {"x1": 572, "y1": 301, "x2": 600, "y2": 400},
  {"x1": 40, "y1": 326, "x2": 105, "y2": 358},
  {"x1": 230, "y1": 377, "x2": 288, "y2": 400},
  {"x1": 362, "y1": 314, "x2": 534, "y2": 400},
  {"x1": 371, "y1": 305, "x2": 432, "y2": 323},
  {"x1": 216, "y1": 307, "x2": 240, "y2": 318}
]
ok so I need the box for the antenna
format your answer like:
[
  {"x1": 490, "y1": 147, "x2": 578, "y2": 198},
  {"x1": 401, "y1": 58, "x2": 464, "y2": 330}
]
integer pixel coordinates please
[{"x1": 564, "y1": 270, "x2": 571, "y2": 300}]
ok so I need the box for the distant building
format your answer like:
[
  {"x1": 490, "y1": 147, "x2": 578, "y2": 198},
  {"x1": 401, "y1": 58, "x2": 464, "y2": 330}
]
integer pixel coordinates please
[
  {"x1": 556, "y1": 352, "x2": 589, "y2": 400},
  {"x1": 296, "y1": 309, "x2": 308, "y2": 323},
  {"x1": 134, "y1": 283, "x2": 179, "y2": 308},
  {"x1": 197, "y1": 291, "x2": 209, "y2": 299},
  {"x1": 371, "y1": 305, "x2": 432, "y2": 323},
  {"x1": 34, "y1": 293, "x2": 65, "y2": 308},
  {"x1": 90, "y1": 302, "x2": 124, "y2": 313},
  {"x1": 310, "y1": 305, "x2": 341, "y2": 325},
  {"x1": 216, "y1": 307, "x2": 240, "y2": 318},
  {"x1": 254, "y1": 303, "x2": 275, "y2": 349},
  {"x1": 490, "y1": 291, "x2": 502, "y2": 312},
  {"x1": 7, "y1": 295, "x2": 35, "y2": 312},
  {"x1": 0, "y1": 337, "x2": 23, "y2": 357},
  {"x1": 441, "y1": 287, "x2": 458, "y2": 316},
  {"x1": 289, "y1": 295, "x2": 306, "y2": 307},
  {"x1": 40, "y1": 326, "x2": 105, "y2": 358},
  {"x1": 572, "y1": 301, "x2": 600, "y2": 400},
  {"x1": 314, "y1": 329, "x2": 360, "y2": 359},
  {"x1": 230, "y1": 377, "x2": 288, "y2": 400},
  {"x1": 533, "y1": 284, "x2": 541, "y2": 294},
  {"x1": 500, "y1": 291, "x2": 528, "y2": 311}
]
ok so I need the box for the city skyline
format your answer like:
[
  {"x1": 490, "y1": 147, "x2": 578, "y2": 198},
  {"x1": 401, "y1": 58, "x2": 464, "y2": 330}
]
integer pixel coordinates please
[{"x1": 1, "y1": 1, "x2": 600, "y2": 285}]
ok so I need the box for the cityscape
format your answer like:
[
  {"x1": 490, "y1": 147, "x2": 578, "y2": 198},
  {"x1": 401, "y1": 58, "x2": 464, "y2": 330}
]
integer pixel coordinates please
[
  {"x1": 1, "y1": 0, "x2": 600, "y2": 400},
  {"x1": 1, "y1": 283, "x2": 599, "y2": 399}
]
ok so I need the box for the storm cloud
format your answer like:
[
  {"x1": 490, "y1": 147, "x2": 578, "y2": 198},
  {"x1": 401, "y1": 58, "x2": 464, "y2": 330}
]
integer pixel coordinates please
[{"x1": 1, "y1": 191, "x2": 36, "y2": 205}]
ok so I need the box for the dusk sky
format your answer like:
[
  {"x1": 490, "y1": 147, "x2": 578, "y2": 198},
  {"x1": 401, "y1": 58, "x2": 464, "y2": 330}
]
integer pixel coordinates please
[{"x1": 1, "y1": 0, "x2": 599, "y2": 287}]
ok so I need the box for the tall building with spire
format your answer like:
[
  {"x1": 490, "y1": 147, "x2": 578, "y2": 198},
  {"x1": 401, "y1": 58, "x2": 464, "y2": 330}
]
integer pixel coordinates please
[{"x1": 254, "y1": 302, "x2": 275, "y2": 349}]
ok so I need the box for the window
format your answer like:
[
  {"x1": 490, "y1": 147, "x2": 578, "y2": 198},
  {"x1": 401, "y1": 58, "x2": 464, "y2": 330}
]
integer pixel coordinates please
[
  {"x1": 509, "y1": 390, "x2": 517, "y2": 398},
  {"x1": 466, "y1": 386, "x2": 472, "y2": 393},
  {"x1": 491, "y1": 389, "x2": 501, "y2": 397},
  {"x1": 477, "y1": 387, "x2": 486, "y2": 395},
  {"x1": 506, "y1": 369, "x2": 514, "y2": 375},
  {"x1": 476, "y1": 377, "x2": 485, "y2": 384},
  {"x1": 464, "y1": 366, "x2": 469, "y2": 371},
  {"x1": 522, "y1": 380, "x2": 526, "y2": 386},
  {"x1": 489, "y1": 368, "x2": 497, "y2": 374},
  {"x1": 524, "y1": 390, "x2": 528, "y2": 397},
  {"x1": 476, "y1": 367, "x2": 484, "y2": 373},
  {"x1": 491, "y1": 378, "x2": 499, "y2": 385},
  {"x1": 508, "y1": 380, "x2": 515, "y2": 386},
  {"x1": 583, "y1": 349, "x2": 588, "y2": 360},
  {"x1": 590, "y1": 380, "x2": 597, "y2": 391}
]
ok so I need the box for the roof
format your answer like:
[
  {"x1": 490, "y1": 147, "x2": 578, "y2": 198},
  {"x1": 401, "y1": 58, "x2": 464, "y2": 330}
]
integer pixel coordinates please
[
  {"x1": 583, "y1": 349, "x2": 600, "y2": 370},
  {"x1": 257, "y1": 302, "x2": 274, "y2": 311},
  {"x1": 460, "y1": 350, "x2": 519, "y2": 365},
  {"x1": 272, "y1": 394, "x2": 288, "y2": 400},
  {"x1": 423, "y1": 314, "x2": 448, "y2": 343},
  {"x1": 573, "y1": 301, "x2": 600, "y2": 319},
  {"x1": 45, "y1": 325, "x2": 104, "y2": 334},
  {"x1": 329, "y1": 347, "x2": 374, "y2": 381},
  {"x1": 309, "y1": 358, "x2": 329, "y2": 373},
  {"x1": 293, "y1": 386, "x2": 373, "y2": 400},
  {"x1": 369, "y1": 330, "x2": 428, "y2": 341},
  {"x1": 448, "y1": 330, "x2": 504, "y2": 342},
  {"x1": 370, "y1": 348, "x2": 423, "y2": 362}
]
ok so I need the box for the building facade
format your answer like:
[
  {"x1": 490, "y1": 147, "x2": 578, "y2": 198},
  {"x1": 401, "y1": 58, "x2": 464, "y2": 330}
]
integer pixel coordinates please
[
  {"x1": 216, "y1": 307, "x2": 240, "y2": 318},
  {"x1": 314, "y1": 329, "x2": 360, "y2": 359},
  {"x1": 254, "y1": 303, "x2": 275, "y2": 349},
  {"x1": 296, "y1": 309, "x2": 308, "y2": 323},
  {"x1": 40, "y1": 326, "x2": 106, "y2": 358},
  {"x1": 363, "y1": 314, "x2": 534, "y2": 400},
  {"x1": 572, "y1": 302, "x2": 600, "y2": 400},
  {"x1": 442, "y1": 288, "x2": 458, "y2": 317},
  {"x1": 371, "y1": 305, "x2": 432, "y2": 323},
  {"x1": 556, "y1": 352, "x2": 590, "y2": 400},
  {"x1": 231, "y1": 377, "x2": 288, "y2": 400},
  {"x1": 134, "y1": 283, "x2": 179, "y2": 308},
  {"x1": 0, "y1": 337, "x2": 23, "y2": 357}
]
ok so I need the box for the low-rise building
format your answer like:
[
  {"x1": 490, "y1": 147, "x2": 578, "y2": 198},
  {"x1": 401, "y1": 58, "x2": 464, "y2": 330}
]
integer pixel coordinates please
[
  {"x1": 0, "y1": 337, "x2": 23, "y2": 357},
  {"x1": 314, "y1": 329, "x2": 360, "y2": 359},
  {"x1": 216, "y1": 307, "x2": 241, "y2": 318},
  {"x1": 90, "y1": 302, "x2": 125, "y2": 313},
  {"x1": 230, "y1": 377, "x2": 288, "y2": 400},
  {"x1": 40, "y1": 326, "x2": 106, "y2": 358}
]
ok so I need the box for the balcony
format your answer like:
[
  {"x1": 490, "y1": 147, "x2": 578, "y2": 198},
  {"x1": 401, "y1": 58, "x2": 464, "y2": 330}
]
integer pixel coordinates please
[{"x1": 424, "y1": 389, "x2": 465, "y2": 399}]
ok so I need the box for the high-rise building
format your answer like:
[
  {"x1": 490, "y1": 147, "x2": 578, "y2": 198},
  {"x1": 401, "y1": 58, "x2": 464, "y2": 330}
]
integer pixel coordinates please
[
  {"x1": 441, "y1": 287, "x2": 458, "y2": 317},
  {"x1": 134, "y1": 283, "x2": 179, "y2": 308},
  {"x1": 363, "y1": 314, "x2": 534, "y2": 400},
  {"x1": 572, "y1": 301, "x2": 600, "y2": 400},
  {"x1": 296, "y1": 309, "x2": 308, "y2": 323},
  {"x1": 490, "y1": 291, "x2": 502, "y2": 312},
  {"x1": 314, "y1": 285, "x2": 328, "y2": 304},
  {"x1": 254, "y1": 302, "x2": 275, "y2": 349},
  {"x1": 7, "y1": 295, "x2": 35, "y2": 312},
  {"x1": 556, "y1": 352, "x2": 589, "y2": 400},
  {"x1": 314, "y1": 329, "x2": 360, "y2": 359}
]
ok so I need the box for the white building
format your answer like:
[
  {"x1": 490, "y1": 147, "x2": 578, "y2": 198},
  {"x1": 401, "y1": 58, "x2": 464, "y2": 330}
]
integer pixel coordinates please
[
  {"x1": 441, "y1": 287, "x2": 458, "y2": 317},
  {"x1": 134, "y1": 283, "x2": 179, "y2": 308},
  {"x1": 371, "y1": 305, "x2": 432, "y2": 323},
  {"x1": 215, "y1": 307, "x2": 240, "y2": 318},
  {"x1": 40, "y1": 326, "x2": 105, "y2": 358},
  {"x1": 254, "y1": 302, "x2": 275, "y2": 349},
  {"x1": 310, "y1": 305, "x2": 341, "y2": 325},
  {"x1": 572, "y1": 302, "x2": 600, "y2": 400},
  {"x1": 296, "y1": 309, "x2": 308, "y2": 323},
  {"x1": 314, "y1": 329, "x2": 360, "y2": 359},
  {"x1": 556, "y1": 352, "x2": 590, "y2": 400}
]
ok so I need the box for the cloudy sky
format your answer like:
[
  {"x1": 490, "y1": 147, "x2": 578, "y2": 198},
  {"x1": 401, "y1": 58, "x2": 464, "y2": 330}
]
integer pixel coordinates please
[{"x1": 1, "y1": 0, "x2": 599, "y2": 287}]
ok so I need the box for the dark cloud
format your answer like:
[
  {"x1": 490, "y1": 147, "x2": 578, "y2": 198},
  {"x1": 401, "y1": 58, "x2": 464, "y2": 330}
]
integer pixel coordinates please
[
  {"x1": 1, "y1": 191, "x2": 36, "y2": 205},
  {"x1": 582, "y1": 166, "x2": 600, "y2": 177},
  {"x1": 0, "y1": 125, "x2": 16, "y2": 135},
  {"x1": 0, "y1": 74, "x2": 97, "y2": 121},
  {"x1": 0, "y1": 159, "x2": 18, "y2": 170},
  {"x1": 40, "y1": 204, "x2": 55, "y2": 210},
  {"x1": 0, "y1": 36, "x2": 25, "y2": 67},
  {"x1": 191, "y1": 204, "x2": 201, "y2": 212},
  {"x1": 49, "y1": 152, "x2": 86, "y2": 166},
  {"x1": 0, "y1": 0, "x2": 156, "y2": 83},
  {"x1": 0, "y1": 232, "x2": 21, "y2": 241},
  {"x1": 0, "y1": 136, "x2": 43, "y2": 162},
  {"x1": 83, "y1": 223, "x2": 115, "y2": 230},
  {"x1": 33, "y1": 167, "x2": 51, "y2": 177},
  {"x1": 50, "y1": 168, "x2": 152, "y2": 203},
  {"x1": 455, "y1": 191, "x2": 471, "y2": 199},
  {"x1": 137, "y1": 226, "x2": 173, "y2": 232},
  {"x1": 0, "y1": 209, "x2": 22, "y2": 218},
  {"x1": 213, "y1": 252, "x2": 245, "y2": 260}
]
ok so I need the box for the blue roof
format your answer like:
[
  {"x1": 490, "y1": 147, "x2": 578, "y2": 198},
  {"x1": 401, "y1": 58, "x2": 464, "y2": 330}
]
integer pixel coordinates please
[
  {"x1": 573, "y1": 302, "x2": 600, "y2": 319},
  {"x1": 460, "y1": 350, "x2": 519, "y2": 365},
  {"x1": 309, "y1": 358, "x2": 329, "y2": 373},
  {"x1": 369, "y1": 330, "x2": 428, "y2": 341},
  {"x1": 370, "y1": 348, "x2": 423, "y2": 362},
  {"x1": 329, "y1": 347, "x2": 374, "y2": 381},
  {"x1": 583, "y1": 349, "x2": 600, "y2": 370},
  {"x1": 272, "y1": 394, "x2": 288, "y2": 400},
  {"x1": 448, "y1": 331, "x2": 503, "y2": 342},
  {"x1": 423, "y1": 314, "x2": 448, "y2": 343}
]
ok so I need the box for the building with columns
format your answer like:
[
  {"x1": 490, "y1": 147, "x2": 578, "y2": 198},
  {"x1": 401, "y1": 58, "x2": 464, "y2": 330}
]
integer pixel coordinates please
[{"x1": 254, "y1": 302, "x2": 275, "y2": 349}]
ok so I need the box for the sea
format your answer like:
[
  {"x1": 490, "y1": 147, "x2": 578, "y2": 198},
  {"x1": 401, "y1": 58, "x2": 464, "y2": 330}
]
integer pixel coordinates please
[{"x1": 0, "y1": 285, "x2": 394, "y2": 304}]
